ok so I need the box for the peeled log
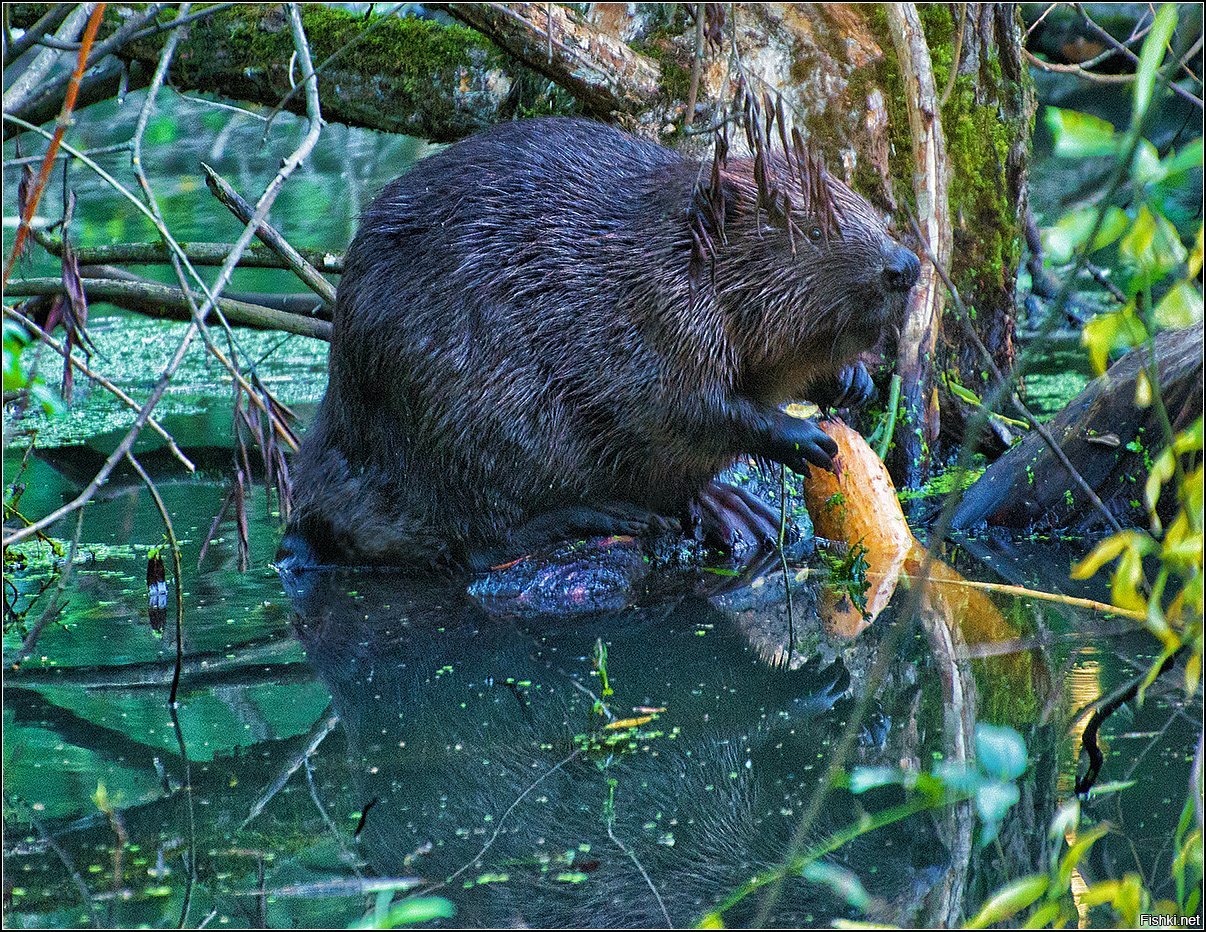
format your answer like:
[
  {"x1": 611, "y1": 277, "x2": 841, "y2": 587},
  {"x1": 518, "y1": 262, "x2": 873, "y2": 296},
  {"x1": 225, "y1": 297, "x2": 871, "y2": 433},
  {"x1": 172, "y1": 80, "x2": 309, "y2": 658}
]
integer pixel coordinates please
[{"x1": 801, "y1": 419, "x2": 1016, "y2": 652}]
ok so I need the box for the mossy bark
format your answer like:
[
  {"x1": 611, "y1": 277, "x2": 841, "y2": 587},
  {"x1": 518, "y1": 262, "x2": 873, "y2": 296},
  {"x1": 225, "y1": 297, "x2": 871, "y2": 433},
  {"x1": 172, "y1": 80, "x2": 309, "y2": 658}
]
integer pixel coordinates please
[{"x1": 6, "y1": 3, "x2": 526, "y2": 142}]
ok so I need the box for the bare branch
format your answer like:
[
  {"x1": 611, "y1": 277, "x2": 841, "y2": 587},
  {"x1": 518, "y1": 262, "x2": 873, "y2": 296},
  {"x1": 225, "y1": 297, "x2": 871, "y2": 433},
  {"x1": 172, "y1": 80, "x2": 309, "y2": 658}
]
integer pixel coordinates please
[
  {"x1": 200, "y1": 164, "x2": 337, "y2": 307},
  {"x1": 7, "y1": 276, "x2": 331, "y2": 340}
]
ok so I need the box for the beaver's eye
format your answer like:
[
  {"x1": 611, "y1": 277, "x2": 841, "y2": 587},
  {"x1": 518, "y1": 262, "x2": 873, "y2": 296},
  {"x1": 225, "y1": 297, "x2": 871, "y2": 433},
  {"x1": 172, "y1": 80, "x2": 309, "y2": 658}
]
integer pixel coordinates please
[{"x1": 807, "y1": 225, "x2": 824, "y2": 243}]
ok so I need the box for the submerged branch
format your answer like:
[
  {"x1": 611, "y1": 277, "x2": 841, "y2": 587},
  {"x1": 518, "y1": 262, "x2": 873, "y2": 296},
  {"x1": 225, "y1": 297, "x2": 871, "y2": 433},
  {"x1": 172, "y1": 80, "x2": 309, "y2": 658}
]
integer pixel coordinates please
[{"x1": 6, "y1": 276, "x2": 331, "y2": 341}]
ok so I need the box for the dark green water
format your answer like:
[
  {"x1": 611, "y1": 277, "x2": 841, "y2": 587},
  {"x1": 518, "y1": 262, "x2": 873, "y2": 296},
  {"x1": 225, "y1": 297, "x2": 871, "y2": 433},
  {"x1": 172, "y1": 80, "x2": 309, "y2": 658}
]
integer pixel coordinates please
[{"x1": 4, "y1": 86, "x2": 1201, "y2": 930}]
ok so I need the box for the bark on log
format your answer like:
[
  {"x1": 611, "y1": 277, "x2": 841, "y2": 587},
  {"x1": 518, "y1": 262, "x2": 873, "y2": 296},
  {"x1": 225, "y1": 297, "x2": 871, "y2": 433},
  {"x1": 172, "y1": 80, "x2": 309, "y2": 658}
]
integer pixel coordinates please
[
  {"x1": 6, "y1": 3, "x2": 523, "y2": 142},
  {"x1": 952, "y1": 324, "x2": 1204, "y2": 532},
  {"x1": 885, "y1": 3, "x2": 952, "y2": 490},
  {"x1": 437, "y1": 2, "x2": 661, "y2": 119}
]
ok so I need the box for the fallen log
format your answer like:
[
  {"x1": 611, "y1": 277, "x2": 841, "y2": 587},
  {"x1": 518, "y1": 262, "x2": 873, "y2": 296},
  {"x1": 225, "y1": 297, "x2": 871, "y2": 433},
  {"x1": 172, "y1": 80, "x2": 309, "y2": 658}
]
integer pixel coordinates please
[{"x1": 952, "y1": 324, "x2": 1203, "y2": 532}]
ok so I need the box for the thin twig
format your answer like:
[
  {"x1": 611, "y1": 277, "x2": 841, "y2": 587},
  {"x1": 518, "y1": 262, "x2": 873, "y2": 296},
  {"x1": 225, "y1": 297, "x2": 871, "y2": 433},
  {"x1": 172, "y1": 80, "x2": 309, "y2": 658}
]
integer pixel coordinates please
[
  {"x1": 412, "y1": 748, "x2": 585, "y2": 899},
  {"x1": 685, "y1": 3, "x2": 706, "y2": 128},
  {"x1": 4, "y1": 3, "x2": 74, "y2": 60},
  {"x1": 240, "y1": 712, "x2": 340, "y2": 830},
  {"x1": 3, "y1": 3, "x2": 107, "y2": 287},
  {"x1": 907, "y1": 212, "x2": 1125, "y2": 535},
  {"x1": 4, "y1": 115, "x2": 310, "y2": 440},
  {"x1": 7, "y1": 276, "x2": 331, "y2": 340},
  {"x1": 29, "y1": 238, "x2": 344, "y2": 273},
  {"x1": 2, "y1": 10, "x2": 323, "y2": 549},
  {"x1": 200, "y1": 164, "x2": 337, "y2": 306},
  {"x1": 124, "y1": 452, "x2": 185, "y2": 704},
  {"x1": 1074, "y1": 2, "x2": 1203, "y2": 109}
]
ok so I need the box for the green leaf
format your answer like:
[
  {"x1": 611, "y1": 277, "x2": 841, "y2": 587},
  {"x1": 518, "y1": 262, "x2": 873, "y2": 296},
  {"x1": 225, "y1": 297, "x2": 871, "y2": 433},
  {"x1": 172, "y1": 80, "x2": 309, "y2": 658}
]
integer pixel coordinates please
[
  {"x1": 975, "y1": 723, "x2": 1028, "y2": 781},
  {"x1": 965, "y1": 875, "x2": 1050, "y2": 929},
  {"x1": 1120, "y1": 205, "x2": 1188, "y2": 287},
  {"x1": 1022, "y1": 900, "x2": 1064, "y2": 929},
  {"x1": 1057, "y1": 823, "x2": 1110, "y2": 891},
  {"x1": 1161, "y1": 138, "x2": 1204, "y2": 177},
  {"x1": 1042, "y1": 206, "x2": 1129, "y2": 264},
  {"x1": 1154, "y1": 281, "x2": 1204, "y2": 330},
  {"x1": 1131, "y1": 138, "x2": 1165, "y2": 186},
  {"x1": 1132, "y1": 4, "x2": 1179, "y2": 125},
  {"x1": 355, "y1": 896, "x2": 456, "y2": 929},
  {"x1": 801, "y1": 861, "x2": 872, "y2": 911},
  {"x1": 1046, "y1": 108, "x2": 1120, "y2": 158},
  {"x1": 1084, "y1": 779, "x2": 1139, "y2": 797}
]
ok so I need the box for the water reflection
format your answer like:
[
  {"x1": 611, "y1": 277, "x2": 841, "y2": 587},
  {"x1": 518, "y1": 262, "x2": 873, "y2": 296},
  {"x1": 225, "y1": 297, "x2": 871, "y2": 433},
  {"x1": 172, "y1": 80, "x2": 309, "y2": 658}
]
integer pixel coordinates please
[
  {"x1": 2, "y1": 465, "x2": 1197, "y2": 927},
  {"x1": 283, "y1": 565, "x2": 957, "y2": 928}
]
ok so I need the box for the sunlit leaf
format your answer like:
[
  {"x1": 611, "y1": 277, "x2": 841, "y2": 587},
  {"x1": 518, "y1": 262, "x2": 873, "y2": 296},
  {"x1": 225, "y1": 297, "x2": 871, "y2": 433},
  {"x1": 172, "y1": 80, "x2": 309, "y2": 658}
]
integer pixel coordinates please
[
  {"x1": 1081, "y1": 306, "x2": 1148, "y2": 375},
  {"x1": 1042, "y1": 206, "x2": 1128, "y2": 263},
  {"x1": 1143, "y1": 448, "x2": 1172, "y2": 523},
  {"x1": 964, "y1": 875, "x2": 1049, "y2": 928},
  {"x1": 1154, "y1": 281, "x2": 1204, "y2": 330},
  {"x1": 1132, "y1": 4, "x2": 1179, "y2": 125},
  {"x1": 1081, "y1": 873, "x2": 1144, "y2": 926},
  {"x1": 1111, "y1": 545, "x2": 1149, "y2": 612},
  {"x1": 1049, "y1": 798, "x2": 1081, "y2": 842},
  {"x1": 1131, "y1": 139, "x2": 1164, "y2": 186},
  {"x1": 1134, "y1": 368, "x2": 1153, "y2": 408},
  {"x1": 1046, "y1": 107, "x2": 1120, "y2": 158},
  {"x1": 1120, "y1": 206, "x2": 1189, "y2": 286},
  {"x1": 1071, "y1": 531, "x2": 1148, "y2": 580},
  {"x1": 1084, "y1": 780, "x2": 1139, "y2": 797}
]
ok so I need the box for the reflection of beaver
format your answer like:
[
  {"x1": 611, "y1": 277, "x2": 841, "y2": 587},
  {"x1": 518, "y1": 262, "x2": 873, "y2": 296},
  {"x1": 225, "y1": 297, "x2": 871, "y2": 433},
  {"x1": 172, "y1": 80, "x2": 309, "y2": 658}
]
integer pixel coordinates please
[{"x1": 284, "y1": 118, "x2": 919, "y2": 570}]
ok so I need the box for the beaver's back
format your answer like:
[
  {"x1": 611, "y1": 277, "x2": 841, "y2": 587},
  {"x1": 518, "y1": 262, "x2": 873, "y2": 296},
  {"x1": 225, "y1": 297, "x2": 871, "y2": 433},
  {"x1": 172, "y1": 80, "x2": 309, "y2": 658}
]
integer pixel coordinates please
[{"x1": 292, "y1": 119, "x2": 724, "y2": 565}]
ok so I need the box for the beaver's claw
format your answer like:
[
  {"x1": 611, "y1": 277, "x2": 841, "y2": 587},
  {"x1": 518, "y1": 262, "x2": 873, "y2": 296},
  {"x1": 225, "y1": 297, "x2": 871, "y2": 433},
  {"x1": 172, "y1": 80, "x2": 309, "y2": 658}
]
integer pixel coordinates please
[{"x1": 810, "y1": 362, "x2": 875, "y2": 412}]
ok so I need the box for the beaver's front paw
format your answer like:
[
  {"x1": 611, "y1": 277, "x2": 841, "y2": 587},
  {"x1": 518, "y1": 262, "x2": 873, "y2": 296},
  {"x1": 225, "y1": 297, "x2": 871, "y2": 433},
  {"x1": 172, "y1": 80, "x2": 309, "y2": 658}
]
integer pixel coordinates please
[
  {"x1": 770, "y1": 416, "x2": 839, "y2": 476},
  {"x1": 810, "y1": 362, "x2": 875, "y2": 412}
]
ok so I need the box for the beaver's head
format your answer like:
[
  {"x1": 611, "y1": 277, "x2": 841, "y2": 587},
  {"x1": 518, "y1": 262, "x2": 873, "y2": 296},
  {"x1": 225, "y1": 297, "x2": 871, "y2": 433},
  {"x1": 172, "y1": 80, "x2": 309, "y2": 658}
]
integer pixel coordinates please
[{"x1": 698, "y1": 152, "x2": 920, "y2": 367}]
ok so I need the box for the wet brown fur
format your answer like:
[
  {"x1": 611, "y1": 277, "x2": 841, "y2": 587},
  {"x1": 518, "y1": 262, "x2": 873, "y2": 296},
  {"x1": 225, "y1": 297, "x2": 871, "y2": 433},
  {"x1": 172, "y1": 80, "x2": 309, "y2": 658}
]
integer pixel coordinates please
[{"x1": 284, "y1": 117, "x2": 916, "y2": 569}]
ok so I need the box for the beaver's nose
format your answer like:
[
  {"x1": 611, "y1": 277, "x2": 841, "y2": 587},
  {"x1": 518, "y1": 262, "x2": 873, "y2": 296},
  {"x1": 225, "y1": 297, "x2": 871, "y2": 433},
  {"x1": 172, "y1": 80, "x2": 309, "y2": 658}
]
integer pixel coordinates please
[{"x1": 882, "y1": 246, "x2": 921, "y2": 292}]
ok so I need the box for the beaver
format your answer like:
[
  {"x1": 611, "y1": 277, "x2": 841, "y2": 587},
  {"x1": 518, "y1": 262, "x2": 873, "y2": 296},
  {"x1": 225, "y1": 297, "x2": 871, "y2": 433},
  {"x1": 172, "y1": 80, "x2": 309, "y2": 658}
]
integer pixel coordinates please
[{"x1": 282, "y1": 117, "x2": 919, "y2": 571}]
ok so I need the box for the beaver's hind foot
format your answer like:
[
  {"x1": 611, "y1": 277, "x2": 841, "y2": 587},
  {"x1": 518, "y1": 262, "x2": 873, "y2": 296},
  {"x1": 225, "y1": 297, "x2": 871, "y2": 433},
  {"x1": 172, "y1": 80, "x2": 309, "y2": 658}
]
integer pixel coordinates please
[
  {"x1": 466, "y1": 502, "x2": 680, "y2": 571},
  {"x1": 690, "y1": 480, "x2": 784, "y2": 554}
]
